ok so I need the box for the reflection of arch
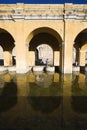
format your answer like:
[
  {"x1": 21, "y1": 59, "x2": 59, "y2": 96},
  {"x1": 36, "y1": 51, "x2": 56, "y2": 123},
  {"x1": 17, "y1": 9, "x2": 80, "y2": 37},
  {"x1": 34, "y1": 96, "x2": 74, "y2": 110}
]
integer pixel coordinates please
[
  {"x1": 0, "y1": 28, "x2": 15, "y2": 66},
  {"x1": 72, "y1": 96, "x2": 87, "y2": 113},
  {"x1": 27, "y1": 73, "x2": 62, "y2": 113},
  {"x1": 26, "y1": 27, "x2": 62, "y2": 72},
  {"x1": 72, "y1": 74, "x2": 87, "y2": 113},
  {"x1": 73, "y1": 28, "x2": 87, "y2": 71},
  {"x1": 0, "y1": 77, "x2": 5, "y2": 88},
  {"x1": 0, "y1": 80, "x2": 17, "y2": 112},
  {"x1": 28, "y1": 96, "x2": 61, "y2": 113},
  {"x1": 35, "y1": 72, "x2": 53, "y2": 87}
]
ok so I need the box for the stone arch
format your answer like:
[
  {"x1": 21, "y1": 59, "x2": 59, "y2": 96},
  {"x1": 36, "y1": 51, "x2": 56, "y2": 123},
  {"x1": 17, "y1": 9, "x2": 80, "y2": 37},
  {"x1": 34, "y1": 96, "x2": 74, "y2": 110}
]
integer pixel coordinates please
[
  {"x1": 26, "y1": 27, "x2": 63, "y2": 72},
  {"x1": 80, "y1": 44, "x2": 87, "y2": 67},
  {"x1": 74, "y1": 28, "x2": 87, "y2": 47},
  {"x1": 0, "y1": 28, "x2": 15, "y2": 66},
  {"x1": 73, "y1": 28, "x2": 87, "y2": 72},
  {"x1": 36, "y1": 44, "x2": 53, "y2": 65},
  {"x1": 12, "y1": 47, "x2": 16, "y2": 65},
  {"x1": 0, "y1": 46, "x2": 4, "y2": 66},
  {"x1": 26, "y1": 27, "x2": 62, "y2": 45}
]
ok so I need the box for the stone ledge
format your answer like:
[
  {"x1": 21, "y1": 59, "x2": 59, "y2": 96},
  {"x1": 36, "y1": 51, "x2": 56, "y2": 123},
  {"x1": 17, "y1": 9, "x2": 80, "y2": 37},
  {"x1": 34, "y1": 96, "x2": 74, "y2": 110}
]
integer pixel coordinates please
[
  {"x1": 16, "y1": 67, "x2": 31, "y2": 74},
  {"x1": 46, "y1": 66, "x2": 55, "y2": 72},
  {"x1": 7, "y1": 66, "x2": 16, "y2": 72},
  {"x1": 33, "y1": 66, "x2": 45, "y2": 72},
  {"x1": 85, "y1": 67, "x2": 87, "y2": 72},
  {"x1": 72, "y1": 66, "x2": 80, "y2": 72},
  {"x1": 0, "y1": 66, "x2": 8, "y2": 74}
]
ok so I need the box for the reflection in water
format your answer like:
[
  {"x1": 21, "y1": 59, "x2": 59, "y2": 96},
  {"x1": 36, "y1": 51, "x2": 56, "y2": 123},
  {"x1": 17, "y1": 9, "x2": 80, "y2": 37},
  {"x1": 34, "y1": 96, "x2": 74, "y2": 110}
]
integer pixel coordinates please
[
  {"x1": 0, "y1": 72, "x2": 87, "y2": 129},
  {"x1": 0, "y1": 80, "x2": 17, "y2": 112},
  {"x1": 28, "y1": 82, "x2": 62, "y2": 96},
  {"x1": 28, "y1": 96, "x2": 61, "y2": 113},
  {"x1": 72, "y1": 75, "x2": 81, "y2": 95},
  {"x1": 71, "y1": 96, "x2": 87, "y2": 113},
  {"x1": 27, "y1": 72, "x2": 62, "y2": 113},
  {"x1": 29, "y1": 72, "x2": 62, "y2": 96},
  {"x1": 35, "y1": 72, "x2": 53, "y2": 88},
  {"x1": 72, "y1": 73, "x2": 87, "y2": 113}
]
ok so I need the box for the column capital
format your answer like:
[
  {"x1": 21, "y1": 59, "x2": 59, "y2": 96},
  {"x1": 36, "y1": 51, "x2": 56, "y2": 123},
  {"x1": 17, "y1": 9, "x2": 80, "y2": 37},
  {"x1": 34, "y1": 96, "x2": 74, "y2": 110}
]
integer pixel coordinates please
[{"x1": 25, "y1": 43, "x2": 29, "y2": 47}]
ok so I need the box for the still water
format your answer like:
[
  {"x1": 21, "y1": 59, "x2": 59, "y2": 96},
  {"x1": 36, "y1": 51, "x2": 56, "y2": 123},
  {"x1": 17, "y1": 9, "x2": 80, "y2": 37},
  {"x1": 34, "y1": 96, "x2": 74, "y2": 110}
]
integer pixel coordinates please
[{"x1": 0, "y1": 71, "x2": 87, "y2": 130}]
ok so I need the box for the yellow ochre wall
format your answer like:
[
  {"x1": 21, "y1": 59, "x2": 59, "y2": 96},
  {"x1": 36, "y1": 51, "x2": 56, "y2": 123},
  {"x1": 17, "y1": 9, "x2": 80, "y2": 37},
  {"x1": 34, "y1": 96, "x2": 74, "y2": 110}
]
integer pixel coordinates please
[{"x1": 0, "y1": 3, "x2": 87, "y2": 73}]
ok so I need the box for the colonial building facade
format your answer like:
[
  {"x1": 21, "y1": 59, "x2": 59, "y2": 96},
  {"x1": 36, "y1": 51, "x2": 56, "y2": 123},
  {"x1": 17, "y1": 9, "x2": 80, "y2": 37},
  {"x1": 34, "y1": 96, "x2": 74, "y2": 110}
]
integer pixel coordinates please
[{"x1": 0, "y1": 3, "x2": 87, "y2": 73}]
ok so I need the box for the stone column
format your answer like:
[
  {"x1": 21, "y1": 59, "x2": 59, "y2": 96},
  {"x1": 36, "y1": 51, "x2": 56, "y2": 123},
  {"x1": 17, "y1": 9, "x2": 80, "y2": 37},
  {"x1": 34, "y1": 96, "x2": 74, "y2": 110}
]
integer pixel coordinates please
[
  {"x1": 28, "y1": 51, "x2": 35, "y2": 66},
  {"x1": 15, "y1": 22, "x2": 28, "y2": 73},
  {"x1": 80, "y1": 51, "x2": 85, "y2": 66},
  {"x1": 54, "y1": 51, "x2": 60, "y2": 66},
  {"x1": 63, "y1": 21, "x2": 73, "y2": 73},
  {"x1": 16, "y1": 74, "x2": 29, "y2": 117},
  {"x1": 16, "y1": 42, "x2": 28, "y2": 73},
  {"x1": 73, "y1": 48, "x2": 76, "y2": 64},
  {"x1": 61, "y1": 41, "x2": 64, "y2": 73},
  {"x1": 3, "y1": 51, "x2": 12, "y2": 66},
  {"x1": 64, "y1": 43, "x2": 73, "y2": 73}
]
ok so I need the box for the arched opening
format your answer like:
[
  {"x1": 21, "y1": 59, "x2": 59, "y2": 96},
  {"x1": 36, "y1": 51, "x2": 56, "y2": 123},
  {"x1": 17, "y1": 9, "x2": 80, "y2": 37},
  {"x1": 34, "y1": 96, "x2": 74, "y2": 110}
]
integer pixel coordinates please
[
  {"x1": 0, "y1": 46, "x2": 4, "y2": 66},
  {"x1": 0, "y1": 28, "x2": 15, "y2": 67},
  {"x1": 26, "y1": 27, "x2": 62, "y2": 72},
  {"x1": 80, "y1": 44, "x2": 87, "y2": 67},
  {"x1": 12, "y1": 47, "x2": 16, "y2": 65},
  {"x1": 35, "y1": 44, "x2": 53, "y2": 66},
  {"x1": 73, "y1": 29, "x2": 87, "y2": 73}
]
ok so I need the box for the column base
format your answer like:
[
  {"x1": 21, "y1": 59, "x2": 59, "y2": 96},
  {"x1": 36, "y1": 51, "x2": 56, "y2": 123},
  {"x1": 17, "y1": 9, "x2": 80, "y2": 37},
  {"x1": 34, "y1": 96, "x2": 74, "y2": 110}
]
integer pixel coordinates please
[{"x1": 16, "y1": 67, "x2": 31, "y2": 74}]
